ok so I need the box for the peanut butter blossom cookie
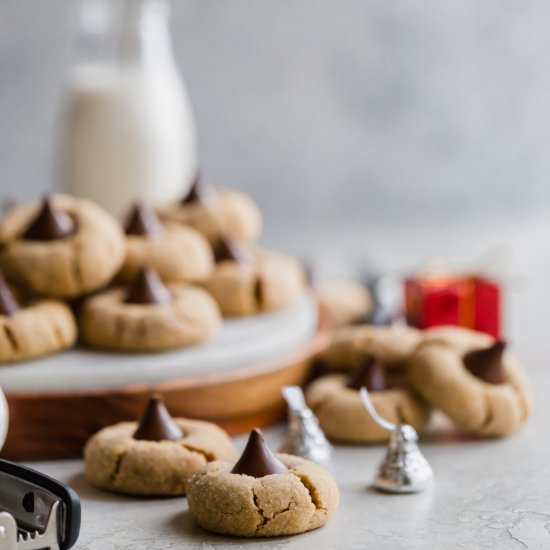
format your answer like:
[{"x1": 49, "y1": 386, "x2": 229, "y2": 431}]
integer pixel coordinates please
[
  {"x1": 80, "y1": 265, "x2": 221, "y2": 352},
  {"x1": 306, "y1": 357, "x2": 430, "y2": 443},
  {"x1": 187, "y1": 428, "x2": 339, "y2": 537},
  {"x1": 0, "y1": 272, "x2": 77, "y2": 363},
  {"x1": 316, "y1": 280, "x2": 373, "y2": 328},
  {"x1": 0, "y1": 195, "x2": 125, "y2": 298},
  {"x1": 317, "y1": 324, "x2": 423, "y2": 373},
  {"x1": 84, "y1": 395, "x2": 237, "y2": 496},
  {"x1": 119, "y1": 203, "x2": 214, "y2": 283},
  {"x1": 157, "y1": 175, "x2": 262, "y2": 246},
  {"x1": 201, "y1": 236, "x2": 306, "y2": 317},
  {"x1": 409, "y1": 327, "x2": 533, "y2": 437}
]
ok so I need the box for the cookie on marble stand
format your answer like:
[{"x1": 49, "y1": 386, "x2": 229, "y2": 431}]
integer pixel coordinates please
[
  {"x1": 0, "y1": 195, "x2": 125, "y2": 298},
  {"x1": 409, "y1": 327, "x2": 533, "y2": 437},
  {"x1": 0, "y1": 272, "x2": 77, "y2": 363},
  {"x1": 85, "y1": 395, "x2": 237, "y2": 496},
  {"x1": 202, "y1": 236, "x2": 306, "y2": 317},
  {"x1": 306, "y1": 357, "x2": 430, "y2": 443},
  {"x1": 187, "y1": 428, "x2": 339, "y2": 537},
  {"x1": 80, "y1": 265, "x2": 221, "y2": 352},
  {"x1": 119, "y1": 202, "x2": 214, "y2": 283},
  {"x1": 157, "y1": 175, "x2": 262, "y2": 246},
  {"x1": 316, "y1": 280, "x2": 373, "y2": 328}
]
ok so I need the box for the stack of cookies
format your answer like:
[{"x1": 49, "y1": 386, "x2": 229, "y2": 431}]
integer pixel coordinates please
[
  {"x1": 308, "y1": 324, "x2": 533, "y2": 440},
  {"x1": 0, "y1": 178, "x2": 307, "y2": 363}
]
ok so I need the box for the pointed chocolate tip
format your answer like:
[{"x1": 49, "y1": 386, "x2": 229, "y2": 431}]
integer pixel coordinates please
[
  {"x1": 231, "y1": 428, "x2": 287, "y2": 478},
  {"x1": 125, "y1": 266, "x2": 172, "y2": 305},
  {"x1": 181, "y1": 174, "x2": 216, "y2": 205},
  {"x1": 214, "y1": 235, "x2": 251, "y2": 264},
  {"x1": 463, "y1": 341, "x2": 507, "y2": 385},
  {"x1": 0, "y1": 272, "x2": 19, "y2": 316},
  {"x1": 133, "y1": 394, "x2": 183, "y2": 442},
  {"x1": 22, "y1": 196, "x2": 75, "y2": 241},
  {"x1": 347, "y1": 356, "x2": 387, "y2": 391},
  {"x1": 124, "y1": 202, "x2": 163, "y2": 236}
]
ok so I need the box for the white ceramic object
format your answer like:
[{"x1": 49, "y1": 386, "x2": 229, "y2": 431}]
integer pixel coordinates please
[
  {"x1": 0, "y1": 387, "x2": 8, "y2": 451},
  {"x1": 0, "y1": 293, "x2": 318, "y2": 393}
]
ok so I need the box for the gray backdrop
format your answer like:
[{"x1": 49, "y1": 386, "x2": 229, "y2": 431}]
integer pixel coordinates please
[{"x1": 1, "y1": 1, "x2": 550, "y2": 244}]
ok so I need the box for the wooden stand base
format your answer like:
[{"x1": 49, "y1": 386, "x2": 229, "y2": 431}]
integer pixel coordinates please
[{"x1": 1, "y1": 321, "x2": 329, "y2": 461}]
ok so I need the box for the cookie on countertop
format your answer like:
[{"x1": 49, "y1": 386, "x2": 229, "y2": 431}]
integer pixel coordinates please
[
  {"x1": 119, "y1": 202, "x2": 214, "y2": 283},
  {"x1": 80, "y1": 265, "x2": 221, "y2": 352},
  {"x1": 421, "y1": 325, "x2": 495, "y2": 354},
  {"x1": 187, "y1": 428, "x2": 339, "y2": 537},
  {"x1": 306, "y1": 357, "x2": 430, "y2": 443},
  {"x1": 0, "y1": 195, "x2": 125, "y2": 298},
  {"x1": 316, "y1": 280, "x2": 373, "y2": 328},
  {"x1": 409, "y1": 327, "x2": 533, "y2": 437},
  {"x1": 0, "y1": 272, "x2": 77, "y2": 364},
  {"x1": 85, "y1": 395, "x2": 237, "y2": 496},
  {"x1": 157, "y1": 175, "x2": 262, "y2": 245},
  {"x1": 201, "y1": 237, "x2": 306, "y2": 317},
  {"x1": 317, "y1": 324, "x2": 422, "y2": 373}
]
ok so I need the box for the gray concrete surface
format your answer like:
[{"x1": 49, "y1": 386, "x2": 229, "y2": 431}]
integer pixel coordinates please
[
  {"x1": 27, "y1": 216, "x2": 550, "y2": 549},
  {"x1": 35, "y1": 386, "x2": 550, "y2": 550}
]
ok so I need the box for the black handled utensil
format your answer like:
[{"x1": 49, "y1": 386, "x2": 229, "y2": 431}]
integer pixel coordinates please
[{"x1": 0, "y1": 459, "x2": 80, "y2": 550}]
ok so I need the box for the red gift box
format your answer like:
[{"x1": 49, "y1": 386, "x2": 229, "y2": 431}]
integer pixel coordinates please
[{"x1": 404, "y1": 274, "x2": 501, "y2": 339}]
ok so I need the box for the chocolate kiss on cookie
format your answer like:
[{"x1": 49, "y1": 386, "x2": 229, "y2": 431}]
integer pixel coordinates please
[
  {"x1": 347, "y1": 356, "x2": 387, "y2": 391},
  {"x1": 463, "y1": 341, "x2": 507, "y2": 385},
  {"x1": 214, "y1": 235, "x2": 251, "y2": 264},
  {"x1": 133, "y1": 395, "x2": 183, "y2": 441},
  {"x1": 0, "y1": 272, "x2": 19, "y2": 316},
  {"x1": 182, "y1": 174, "x2": 217, "y2": 205},
  {"x1": 22, "y1": 196, "x2": 75, "y2": 241},
  {"x1": 231, "y1": 428, "x2": 287, "y2": 478},
  {"x1": 124, "y1": 202, "x2": 163, "y2": 236},
  {"x1": 125, "y1": 266, "x2": 172, "y2": 305}
]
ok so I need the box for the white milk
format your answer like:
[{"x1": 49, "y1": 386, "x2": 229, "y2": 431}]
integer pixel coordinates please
[{"x1": 63, "y1": 64, "x2": 197, "y2": 218}]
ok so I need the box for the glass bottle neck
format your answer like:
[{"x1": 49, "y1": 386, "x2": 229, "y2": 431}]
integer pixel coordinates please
[
  {"x1": 73, "y1": 0, "x2": 175, "y2": 70},
  {"x1": 117, "y1": 0, "x2": 174, "y2": 68}
]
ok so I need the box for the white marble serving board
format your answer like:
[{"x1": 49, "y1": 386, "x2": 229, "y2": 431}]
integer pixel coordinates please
[{"x1": 0, "y1": 293, "x2": 318, "y2": 393}]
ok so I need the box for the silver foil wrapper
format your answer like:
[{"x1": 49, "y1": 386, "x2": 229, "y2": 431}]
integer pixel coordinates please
[
  {"x1": 373, "y1": 424, "x2": 433, "y2": 493},
  {"x1": 279, "y1": 386, "x2": 333, "y2": 465},
  {"x1": 359, "y1": 387, "x2": 433, "y2": 493}
]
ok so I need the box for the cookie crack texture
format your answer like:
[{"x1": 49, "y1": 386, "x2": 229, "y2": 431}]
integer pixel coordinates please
[
  {"x1": 292, "y1": 472, "x2": 325, "y2": 511},
  {"x1": 252, "y1": 488, "x2": 269, "y2": 528},
  {"x1": 109, "y1": 450, "x2": 128, "y2": 483},
  {"x1": 251, "y1": 485, "x2": 297, "y2": 534},
  {"x1": 2, "y1": 323, "x2": 19, "y2": 354},
  {"x1": 272, "y1": 501, "x2": 294, "y2": 520},
  {"x1": 181, "y1": 443, "x2": 215, "y2": 462}
]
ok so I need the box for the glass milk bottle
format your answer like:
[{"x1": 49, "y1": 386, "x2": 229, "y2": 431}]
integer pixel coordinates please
[{"x1": 61, "y1": 0, "x2": 197, "y2": 217}]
